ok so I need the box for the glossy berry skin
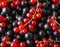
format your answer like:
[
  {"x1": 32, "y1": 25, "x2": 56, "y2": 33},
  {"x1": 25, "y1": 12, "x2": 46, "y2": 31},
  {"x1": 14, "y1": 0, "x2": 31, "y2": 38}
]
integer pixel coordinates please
[
  {"x1": 36, "y1": 13, "x2": 42, "y2": 19},
  {"x1": 26, "y1": 13, "x2": 32, "y2": 18},
  {"x1": 13, "y1": 38, "x2": 19, "y2": 43},
  {"x1": 47, "y1": 19, "x2": 52, "y2": 24},
  {"x1": 36, "y1": 43, "x2": 40, "y2": 47},
  {"x1": 22, "y1": 28, "x2": 27, "y2": 34},
  {"x1": 37, "y1": 3, "x2": 42, "y2": 8},
  {"x1": 15, "y1": 1, "x2": 20, "y2": 6},
  {"x1": 11, "y1": 3, "x2": 15, "y2": 8},
  {"x1": 0, "y1": 42, "x2": 6, "y2": 47},
  {"x1": 11, "y1": 42, "x2": 19, "y2": 47},
  {"x1": 2, "y1": 36, "x2": 9, "y2": 42},
  {"x1": 43, "y1": 38, "x2": 48, "y2": 46},
  {"x1": 17, "y1": 20, "x2": 23, "y2": 26},
  {"x1": 54, "y1": 44, "x2": 58, "y2": 47},
  {"x1": 51, "y1": 16, "x2": 56, "y2": 20},
  {"x1": 35, "y1": 39, "x2": 39, "y2": 44},
  {"x1": 0, "y1": 22, "x2": 6, "y2": 28},
  {"x1": 29, "y1": 24, "x2": 34, "y2": 30},
  {"x1": 40, "y1": 43, "x2": 45, "y2": 47},
  {"x1": 2, "y1": 1, "x2": 7, "y2": 7},
  {"x1": 20, "y1": 42, "x2": 26, "y2": 47},
  {"x1": 19, "y1": 25, "x2": 25, "y2": 30},
  {"x1": 13, "y1": 27, "x2": 19, "y2": 33},
  {"x1": 52, "y1": 0, "x2": 58, "y2": 3},
  {"x1": 23, "y1": 18, "x2": 29, "y2": 23},
  {"x1": 30, "y1": 0, "x2": 37, "y2": 5},
  {"x1": 29, "y1": 8, "x2": 35, "y2": 14},
  {"x1": 31, "y1": 20, "x2": 37, "y2": 26}
]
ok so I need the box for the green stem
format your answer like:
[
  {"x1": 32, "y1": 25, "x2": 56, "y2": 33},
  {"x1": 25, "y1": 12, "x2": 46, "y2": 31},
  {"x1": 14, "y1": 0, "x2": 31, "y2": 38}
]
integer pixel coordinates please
[
  {"x1": 46, "y1": 0, "x2": 48, "y2": 3},
  {"x1": 24, "y1": 0, "x2": 39, "y2": 26}
]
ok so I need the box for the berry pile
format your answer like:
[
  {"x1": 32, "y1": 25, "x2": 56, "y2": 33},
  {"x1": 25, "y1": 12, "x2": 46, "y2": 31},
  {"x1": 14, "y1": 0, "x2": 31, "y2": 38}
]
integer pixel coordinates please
[{"x1": 0, "y1": 0, "x2": 60, "y2": 47}]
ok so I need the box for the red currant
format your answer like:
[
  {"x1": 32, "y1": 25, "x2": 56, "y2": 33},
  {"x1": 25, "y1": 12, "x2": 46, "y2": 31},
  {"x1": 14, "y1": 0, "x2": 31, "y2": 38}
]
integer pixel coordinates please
[
  {"x1": 36, "y1": 43, "x2": 40, "y2": 47},
  {"x1": 13, "y1": 38, "x2": 19, "y2": 43},
  {"x1": 0, "y1": 42, "x2": 6, "y2": 47},
  {"x1": 2, "y1": 1, "x2": 7, "y2": 7},
  {"x1": 52, "y1": 0, "x2": 58, "y2": 3},
  {"x1": 17, "y1": 20, "x2": 23, "y2": 26},
  {"x1": 15, "y1": 1, "x2": 20, "y2": 6},
  {"x1": 31, "y1": 20, "x2": 37, "y2": 26},
  {"x1": 20, "y1": 42, "x2": 26, "y2": 47},
  {"x1": 36, "y1": 13, "x2": 42, "y2": 19},
  {"x1": 19, "y1": 25, "x2": 25, "y2": 30},
  {"x1": 35, "y1": 39, "x2": 39, "y2": 44},
  {"x1": 47, "y1": 19, "x2": 52, "y2": 24},
  {"x1": 2, "y1": 36, "x2": 9, "y2": 42},
  {"x1": 40, "y1": 43, "x2": 45, "y2": 47},
  {"x1": 29, "y1": 24, "x2": 34, "y2": 30},
  {"x1": 23, "y1": 18, "x2": 29, "y2": 23},
  {"x1": 51, "y1": 16, "x2": 56, "y2": 20},
  {"x1": 22, "y1": 28, "x2": 27, "y2": 34},
  {"x1": 37, "y1": 3, "x2": 42, "y2": 8},
  {"x1": 29, "y1": 8, "x2": 35, "y2": 14},
  {"x1": 43, "y1": 39, "x2": 48, "y2": 46},
  {"x1": 37, "y1": 8, "x2": 42, "y2": 14},
  {"x1": 54, "y1": 44, "x2": 58, "y2": 47},
  {"x1": 11, "y1": 42, "x2": 19, "y2": 47},
  {"x1": 13, "y1": 27, "x2": 19, "y2": 33},
  {"x1": 30, "y1": 0, "x2": 37, "y2": 5},
  {"x1": 26, "y1": 13, "x2": 32, "y2": 18},
  {"x1": 11, "y1": 3, "x2": 15, "y2": 8}
]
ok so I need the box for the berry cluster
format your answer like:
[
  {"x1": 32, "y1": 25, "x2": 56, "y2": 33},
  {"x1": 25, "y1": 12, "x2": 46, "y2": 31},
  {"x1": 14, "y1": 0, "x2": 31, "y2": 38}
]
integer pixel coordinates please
[{"x1": 0, "y1": 0, "x2": 60, "y2": 47}]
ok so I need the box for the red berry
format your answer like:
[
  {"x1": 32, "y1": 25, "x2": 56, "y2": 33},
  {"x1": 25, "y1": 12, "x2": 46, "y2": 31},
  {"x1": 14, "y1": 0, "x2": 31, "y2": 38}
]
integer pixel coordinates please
[
  {"x1": 13, "y1": 27, "x2": 19, "y2": 33},
  {"x1": 2, "y1": 36, "x2": 9, "y2": 42},
  {"x1": 23, "y1": 18, "x2": 29, "y2": 23},
  {"x1": 11, "y1": 42, "x2": 19, "y2": 47},
  {"x1": 11, "y1": 3, "x2": 15, "y2": 8},
  {"x1": 29, "y1": 24, "x2": 34, "y2": 30},
  {"x1": 47, "y1": 19, "x2": 52, "y2": 24},
  {"x1": 43, "y1": 39, "x2": 48, "y2": 46},
  {"x1": 52, "y1": 22, "x2": 57, "y2": 27},
  {"x1": 0, "y1": 22, "x2": 6, "y2": 28},
  {"x1": 52, "y1": 0, "x2": 58, "y2": 3},
  {"x1": 15, "y1": 1, "x2": 20, "y2": 6},
  {"x1": 1, "y1": 42, "x2": 6, "y2": 47},
  {"x1": 31, "y1": 20, "x2": 37, "y2": 26},
  {"x1": 20, "y1": 42, "x2": 26, "y2": 47},
  {"x1": 29, "y1": 8, "x2": 35, "y2": 14},
  {"x1": 0, "y1": 16, "x2": 4, "y2": 21},
  {"x1": 37, "y1": 3, "x2": 42, "y2": 8},
  {"x1": 30, "y1": 0, "x2": 37, "y2": 5},
  {"x1": 32, "y1": 16, "x2": 37, "y2": 20},
  {"x1": 0, "y1": 3, "x2": 2, "y2": 8},
  {"x1": 49, "y1": 43, "x2": 54, "y2": 47},
  {"x1": 36, "y1": 43, "x2": 40, "y2": 47},
  {"x1": 58, "y1": 28, "x2": 60, "y2": 33},
  {"x1": 17, "y1": 20, "x2": 23, "y2": 26},
  {"x1": 40, "y1": 43, "x2": 45, "y2": 47},
  {"x1": 37, "y1": 8, "x2": 42, "y2": 14},
  {"x1": 48, "y1": 38, "x2": 53, "y2": 41},
  {"x1": 22, "y1": 28, "x2": 27, "y2": 34},
  {"x1": 54, "y1": 44, "x2": 58, "y2": 47},
  {"x1": 19, "y1": 25, "x2": 25, "y2": 30},
  {"x1": 35, "y1": 39, "x2": 39, "y2": 44},
  {"x1": 52, "y1": 26, "x2": 58, "y2": 31},
  {"x1": 2, "y1": 1, "x2": 7, "y2": 7},
  {"x1": 51, "y1": 16, "x2": 56, "y2": 20},
  {"x1": 36, "y1": 13, "x2": 42, "y2": 19},
  {"x1": 13, "y1": 38, "x2": 19, "y2": 43},
  {"x1": 26, "y1": 13, "x2": 32, "y2": 18}
]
